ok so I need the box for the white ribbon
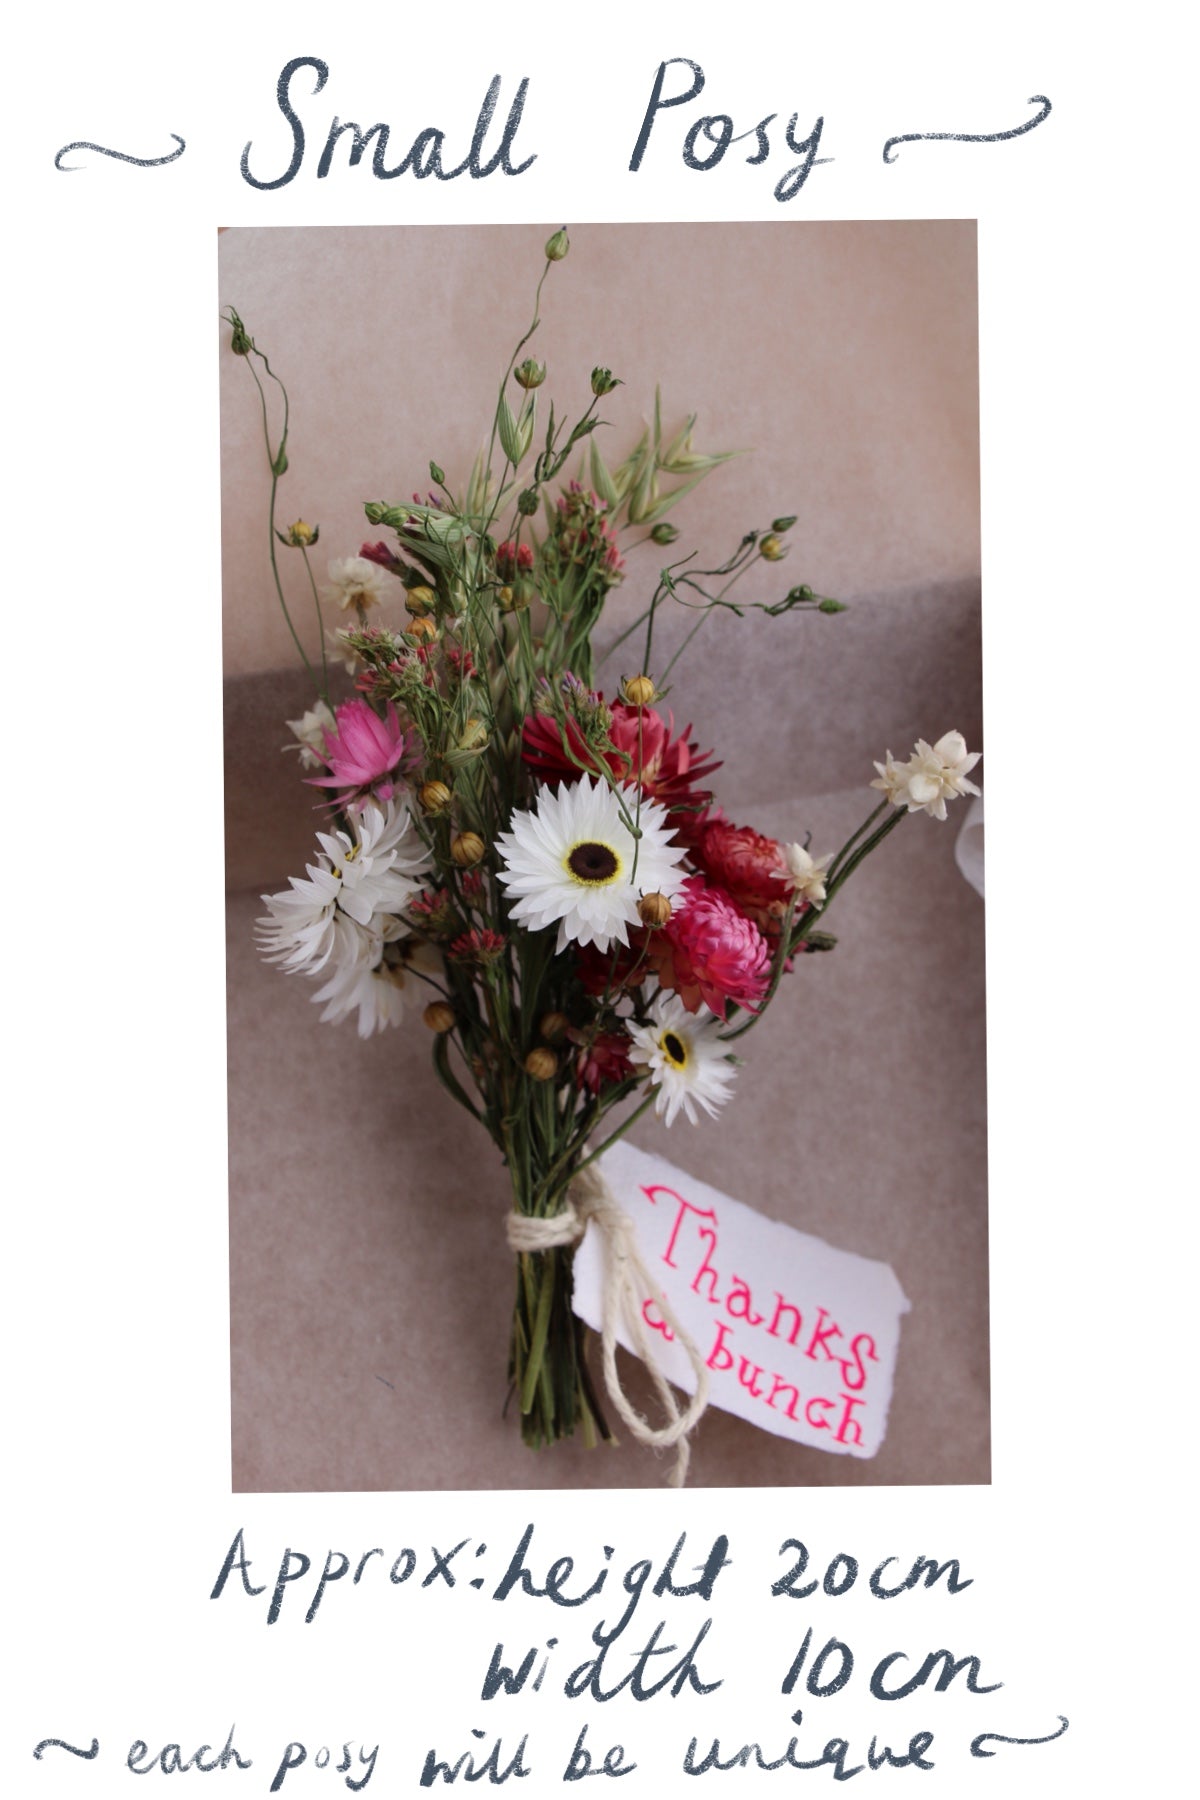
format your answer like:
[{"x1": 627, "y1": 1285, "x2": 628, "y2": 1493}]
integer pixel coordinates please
[{"x1": 506, "y1": 1159, "x2": 710, "y2": 1486}]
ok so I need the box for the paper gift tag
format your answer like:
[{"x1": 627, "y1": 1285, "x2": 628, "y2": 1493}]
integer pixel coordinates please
[{"x1": 572, "y1": 1140, "x2": 911, "y2": 1457}]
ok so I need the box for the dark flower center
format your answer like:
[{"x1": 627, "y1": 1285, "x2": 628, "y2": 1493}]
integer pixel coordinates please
[
  {"x1": 567, "y1": 841, "x2": 620, "y2": 884},
  {"x1": 662, "y1": 1032, "x2": 688, "y2": 1067}
]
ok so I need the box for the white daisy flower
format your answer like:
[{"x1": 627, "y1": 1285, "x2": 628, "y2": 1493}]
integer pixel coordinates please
[
  {"x1": 495, "y1": 775, "x2": 687, "y2": 954},
  {"x1": 327, "y1": 555, "x2": 388, "y2": 612},
  {"x1": 312, "y1": 956, "x2": 414, "y2": 1038},
  {"x1": 628, "y1": 992, "x2": 737, "y2": 1128}
]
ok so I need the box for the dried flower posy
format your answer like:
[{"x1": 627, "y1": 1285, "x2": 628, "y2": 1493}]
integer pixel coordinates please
[{"x1": 225, "y1": 230, "x2": 979, "y2": 1459}]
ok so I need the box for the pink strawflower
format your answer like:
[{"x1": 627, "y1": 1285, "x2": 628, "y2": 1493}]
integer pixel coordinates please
[
  {"x1": 648, "y1": 877, "x2": 771, "y2": 1017},
  {"x1": 689, "y1": 819, "x2": 790, "y2": 934},
  {"x1": 307, "y1": 699, "x2": 418, "y2": 805}
]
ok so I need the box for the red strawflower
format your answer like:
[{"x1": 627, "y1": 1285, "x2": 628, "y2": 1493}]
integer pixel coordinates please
[
  {"x1": 521, "y1": 699, "x2": 719, "y2": 813},
  {"x1": 690, "y1": 819, "x2": 790, "y2": 933},
  {"x1": 571, "y1": 1028, "x2": 635, "y2": 1096},
  {"x1": 646, "y1": 877, "x2": 771, "y2": 1017}
]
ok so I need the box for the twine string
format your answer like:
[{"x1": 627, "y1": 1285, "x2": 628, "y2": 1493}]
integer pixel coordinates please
[{"x1": 505, "y1": 1160, "x2": 710, "y2": 1486}]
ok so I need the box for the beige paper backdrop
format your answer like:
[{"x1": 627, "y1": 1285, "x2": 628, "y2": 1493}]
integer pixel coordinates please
[{"x1": 221, "y1": 221, "x2": 986, "y2": 1490}]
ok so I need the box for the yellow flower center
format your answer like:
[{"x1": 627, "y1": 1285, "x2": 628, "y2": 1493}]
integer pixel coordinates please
[
  {"x1": 565, "y1": 840, "x2": 622, "y2": 887},
  {"x1": 661, "y1": 1030, "x2": 689, "y2": 1070}
]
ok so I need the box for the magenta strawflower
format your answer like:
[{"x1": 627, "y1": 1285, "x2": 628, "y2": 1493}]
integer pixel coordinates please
[
  {"x1": 647, "y1": 876, "x2": 771, "y2": 1017},
  {"x1": 307, "y1": 699, "x2": 418, "y2": 805}
]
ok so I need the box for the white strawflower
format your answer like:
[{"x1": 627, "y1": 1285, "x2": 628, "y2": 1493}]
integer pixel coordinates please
[
  {"x1": 256, "y1": 800, "x2": 429, "y2": 976},
  {"x1": 327, "y1": 555, "x2": 388, "y2": 612},
  {"x1": 312, "y1": 956, "x2": 413, "y2": 1037},
  {"x1": 328, "y1": 627, "x2": 362, "y2": 672},
  {"x1": 284, "y1": 699, "x2": 336, "y2": 770},
  {"x1": 773, "y1": 842, "x2": 833, "y2": 907},
  {"x1": 314, "y1": 799, "x2": 430, "y2": 926},
  {"x1": 629, "y1": 992, "x2": 737, "y2": 1127},
  {"x1": 870, "y1": 732, "x2": 981, "y2": 820},
  {"x1": 870, "y1": 751, "x2": 911, "y2": 808},
  {"x1": 902, "y1": 731, "x2": 981, "y2": 821},
  {"x1": 496, "y1": 775, "x2": 687, "y2": 953}
]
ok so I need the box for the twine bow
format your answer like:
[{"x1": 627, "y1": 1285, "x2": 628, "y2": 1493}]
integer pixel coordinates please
[{"x1": 506, "y1": 1159, "x2": 710, "y2": 1486}]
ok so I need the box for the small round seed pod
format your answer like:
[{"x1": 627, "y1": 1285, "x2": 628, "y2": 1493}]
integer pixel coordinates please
[
  {"x1": 622, "y1": 673, "x2": 657, "y2": 708},
  {"x1": 419, "y1": 779, "x2": 452, "y2": 815},
  {"x1": 451, "y1": 831, "x2": 486, "y2": 868},
  {"x1": 759, "y1": 534, "x2": 786, "y2": 562},
  {"x1": 638, "y1": 891, "x2": 673, "y2": 929},
  {"x1": 423, "y1": 1002, "x2": 456, "y2": 1033},
  {"x1": 524, "y1": 1047, "x2": 558, "y2": 1082},
  {"x1": 405, "y1": 585, "x2": 437, "y2": 615},
  {"x1": 406, "y1": 615, "x2": 438, "y2": 644},
  {"x1": 538, "y1": 1011, "x2": 570, "y2": 1044}
]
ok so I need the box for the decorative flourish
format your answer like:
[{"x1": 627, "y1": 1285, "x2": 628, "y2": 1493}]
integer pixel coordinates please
[
  {"x1": 33, "y1": 1737, "x2": 100, "y2": 1760},
  {"x1": 54, "y1": 133, "x2": 186, "y2": 172},
  {"x1": 971, "y1": 1717, "x2": 1070, "y2": 1759},
  {"x1": 883, "y1": 95, "x2": 1051, "y2": 164}
]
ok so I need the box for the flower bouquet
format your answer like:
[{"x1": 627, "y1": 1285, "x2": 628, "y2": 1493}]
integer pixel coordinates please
[{"x1": 226, "y1": 229, "x2": 979, "y2": 1474}]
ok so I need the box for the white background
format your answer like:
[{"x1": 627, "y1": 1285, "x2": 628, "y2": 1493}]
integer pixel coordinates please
[{"x1": 6, "y1": 3, "x2": 1194, "y2": 1793}]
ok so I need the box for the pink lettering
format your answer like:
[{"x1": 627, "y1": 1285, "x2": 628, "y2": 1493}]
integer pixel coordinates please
[
  {"x1": 840, "y1": 1332, "x2": 878, "y2": 1391},
  {"x1": 805, "y1": 1306, "x2": 844, "y2": 1363},
  {"x1": 642, "y1": 1298, "x2": 674, "y2": 1341},
  {"x1": 707, "y1": 1319, "x2": 735, "y2": 1372},
  {"x1": 805, "y1": 1396, "x2": 835, "y2": 1430},
  {"x1": 835, "y1": 1393, "x2": 867, "y2": 1447},
  {"x1": 766, "y1": 1293, "x2": 804, "y2": 1346},
  {"x1": 690, "y1": 1229, "x2": 721, "y2": 1304},
  {"x1": 737, "y1": 1357, "x2": 765, "y2": 1399},
  {"x1": 652, "y1": 1186, "x2": 719, "y2": 1272},
  {"x1": 726, "y1": 1275, "x2": 764, "y2": 1326},
  {"x1": 766, "y1": 1376, "x2": 802, "y2": 1421}
]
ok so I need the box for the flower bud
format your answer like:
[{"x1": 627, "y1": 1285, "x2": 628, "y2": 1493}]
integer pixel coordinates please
[
  {"x1": 759, "y1": 534, "x2": 786, "y2": 562},
  {"x1": 406, "y1": 615, "x2": 438, "y2": 644},
  {"x1": 405, "y1": 584, "x2": 436, "y2": 615},
  {"x1": 772, "y1": 515, "x2": 797, "y2": 533},
  {"x1": 514, "y1": 358, "x2": 546, "y2": 390},
  {"x1": 544, "y1": 227, "x2": 570, "y2": 261},
  {"x1": 497, "y1": 584, "x2": 516, "y2": 612},
  {"x1": 227, "y1": 310, "x2": 251, "y2": 356},
  {"x1": 649, "y1": 521, "x2": 679, "y2": 546},
  {"x1": 621, "y1": 674, "x2": 657, "y2": 708},
  {"x1": 284, "y1": 519, "x2": 316, "y2": 547},
  {"x1": 539, "y1": 1011, "x2": 570, "y2": 1044},
  {"x1": 517, "y1": 489, "x2": 540, "y2": 516},
  {"x1": 818, "y1": 597, "x2": 848, "y2": 614},
  {"x1": 451, "y1": 831, "x2": 485, "y2": 868},
  {"x1": 591, "y1": 366, "x2": 620, "y2": 396},
  {"x1": 456, "y1": 717, "x2": 489, "y2": 754},
  {"x1": 423, "y1": 1002, "x2": 456, "y2": 1033},
  {"x1": 524, "y1": 1047, "x2": 558, "y2": 1082},
  {"x1": 638, "y1": 891, "x2": 673, "y2": 928},
  {"x1": 430, "y1": 460, "x2": 446, "y2": 486},
  {"x1": 419, "y1": 779, "x2": 452, "y2": 815}
]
